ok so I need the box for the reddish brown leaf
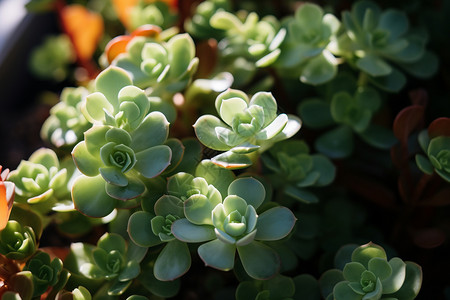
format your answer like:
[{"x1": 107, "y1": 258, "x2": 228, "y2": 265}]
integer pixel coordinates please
[
  {"x1": 428, "y1": 117, "x2": 450, "y2": 138},
  {"x1": 105, "y1": 35, "x2": 133, "y2": 64},
  {"x1": 393, "y1": 105, "x2": 425, "y2": 143}
]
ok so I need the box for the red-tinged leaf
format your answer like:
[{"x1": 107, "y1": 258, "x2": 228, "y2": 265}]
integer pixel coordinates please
[
  {"x1": 131, "y1": 24, "x2": 162, "y2": 37},
  {"x1": 0, "y1": 182, "x2": 15, "y2": 231},
  {"x1": 105, "y1": 35, "x2": 133, "y2": 63},
  {"x1": 409, "y1": 89, "x2": 428, "y2": 106},
  {"x1": 428, "y1": 117, "x2": 450, "y2": 138},
  {"x1": 421, "y1": 187, "x2": 450, "y2": 206},
  {"x1": 412, "y1": 228, "x2": 446, "y2": 249},
  {"x1": 393, "y1": 105, "x2": 425, "y2": 143},
  {"x1": 111, "y1": 0, "x2": 138, "y2": 29},
  {"x1": 61, "y1": 5, "x2": 104, "y2": 61}
]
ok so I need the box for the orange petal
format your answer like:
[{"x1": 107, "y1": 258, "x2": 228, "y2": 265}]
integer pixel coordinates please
[
  {"x1": 61, "y1": 4, "x2": 104, "y2": 61},
  {"x1": 111, "y1": 0, "x2": 138, "y2": 29},
  {"x1": 105, "y1": 35, "x2": 133, "y2": 64}
]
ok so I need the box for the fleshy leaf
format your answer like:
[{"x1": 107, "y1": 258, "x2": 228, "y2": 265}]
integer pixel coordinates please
[
  {"x1": 193, "y1": 115, "x2": 231, "y2": 151},
  {"x1": 351, "y1": 242, "x2": 387, "y2": 269},
  {"x1": 255, "y1": 207, "x2": 296, "y2": 241},
  {"x1": 154, "y1": 240, "x2": 191, "y2": 281},
  {"x1": 128, "y1": 211, "x2": 161, "y2": 247},
  {"x1": 211, "y1": 151, "x2": 253, "y2": 169},
  {"x1": 198, "y1": 239, "x2": 236, "y2": 271},
  {"x1": 368, "y1": 257, "x2": 392, "y2": 280},
  {"x1": 237, "y1": 241, "x2": 280, "y2": 280},
  {"x1": 105, "y1": 176, "x2": 145, "y2": 200},
  {"x1": 382, "y1": 257, "x2": 406, "y2": 294},
  {"x1": 95, "y1": 67, "x2": 133, "y2": 110},
  {"x1": 72, "y1": 174, "x2": 116, "y2": 217},
  {"x1": 387, "y1": 262, "x2": 422, "y2": 299},
  {"x1": 333, "y1": 281, "x2": 362, "y2": 300},
  {"x1": 227, "y1": 177, "x2": 265, "y2": 209},
  {"x1": 130, "y1": 112, "x2": 169, "y2": 153},
  {"x1": 134, "y1": 145, "x2": 172, "y2": 178},
  {"x1": 171, "y1": 218, "x2": 215, "y2": 242},
  {"x1": 184, "y1": 194, "x2": 214, "y2": 225},
  {"x1": 72, "y1": 142, "x2": 101, "y2": 176}
]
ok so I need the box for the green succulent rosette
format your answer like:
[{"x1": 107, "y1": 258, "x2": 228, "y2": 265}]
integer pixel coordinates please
[
  {"x1": 276, "y1": 3, "x2": 340, "y2": 85},
  {"x1": 29, "y1": 34, "x2": 75, "y2": 82},
  {"x1": 325, "y1": 242, "x2": 422, "y2": 300},
  {"x1": 112, "y1": 33, "x2": 199, "y2": 98},
  {"x1": 41, "y1": 86, "x2": 91, "y2": 148},
  {"x1": 262, "y1": 140, "x2": 335, "y2": 204},
  {"x1": 71, "y1": 122, "x2": 172, "y2": 216},
  {"x1": 333, "y1": 0, "x2": 438, "y2": 92},
  {"x1": 23, "y1": 251, "x2": 65, "y2": 298},
  {"x1": 0, "y1": 220, "x2": 37, "y2": 261},
  {"x1": 184, "y1": 0, "x2": 231, "y2": 40},
  {"x1": 416, "y1": 134, "x2": 450, "y2": 182},
  {"x1": 78, "y1": 233, "x2": 147, "y2": 296},
  {"x1": 171, "y1": 177, "x2": 296, "y2": 280},
  {"x1": 330, "y1": 86, "x2": 381, "y2": 133},
  {"x1": 8, "y1": 148, "x2": 70, "y2": 214},
  {"x1": 194, "y1": 89, "x2": 301, "y2": 169},
  {"x1": 210, "y1": 10, "x2": 286, "y2": 68},
  {"x1": 81, "y1": 66, "x2": 153, "y2": 131},
  {"x1": 128, "y1": 172, "x2": 226, "y2": 281},
  {"x1": 128, "y1": 1, "x2": 177, "y2": 31}
]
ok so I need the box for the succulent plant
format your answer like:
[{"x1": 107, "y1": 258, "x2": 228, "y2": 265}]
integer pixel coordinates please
[
  {"x1": 194, "y1": 89, "x2": 301, "y2": 168},
  {"x1": 210, "y1": 9, "x2": 286, "y2": 68},
  {"x1": 330, "y1": 86, "x2": 381, "y2": 133},
  {"x1": 332, "y1": 0, "x2": 438, "y2": 92},
  {"x1": 8, "y1": 148, "x2": 70, "y2": 214},
  {"x1": 79, "y1": 233, "x2": 147, "y2": 296},
  {"x1": 171, "y1": 177, "x2": 296, "y2": 279},
  {"x1": 41, "y1": 86, "x2": 91, "y2": 148},
  {"x1": 128, "y1": 1, "x2": 177, "y2": 31},
  {"x1": 71, "y1": 123, "x2": 172, "y2": 216},
  {"x1": 0, "y1": 166, "x2": 14, "y2": 230},
  {"x1": 184, "y1": 0, "x2": 231, "y2": 40},
  {"x1": 261, "y1": 140, "x2": 335, "y2": 203},
  {"x1": 128, "y1": 172, "x2": 226, "y2": 281},
  {"x1": 416, "y1": 132, "x2": 450, "y2": 182},
  {"x1": 0, "y1": 220, "x2": 37, "y2": 261},
  {"x1": 111, "y1": 33, "x2": 198, "y2": 98},
  {"x1": 23, "y1": 251, "x2": 65, "y2": 298},
  {"x1": 276, "y1": 3, "x2": 340, "y2": 85},
  {"x1": 323, "y1": 242, "x2": 422, "y2": 300},
  {"x1": 29, "y1": 34, "x2": 75, "y2": 82},
  {"x1": 81, "y1": 66, "x2": 152, "y2": 130}
]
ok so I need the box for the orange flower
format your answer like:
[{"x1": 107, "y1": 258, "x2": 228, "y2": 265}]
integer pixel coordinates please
[{"x1": 0, "y1": 166, "x2": 14, "y2": 231}]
